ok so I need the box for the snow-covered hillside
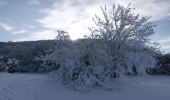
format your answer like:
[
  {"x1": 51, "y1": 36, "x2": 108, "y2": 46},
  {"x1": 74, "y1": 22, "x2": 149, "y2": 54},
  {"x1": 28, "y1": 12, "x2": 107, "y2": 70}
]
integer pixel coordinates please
[{"x1": 0, "y1": 73, "x2": 170, "y2": 100}]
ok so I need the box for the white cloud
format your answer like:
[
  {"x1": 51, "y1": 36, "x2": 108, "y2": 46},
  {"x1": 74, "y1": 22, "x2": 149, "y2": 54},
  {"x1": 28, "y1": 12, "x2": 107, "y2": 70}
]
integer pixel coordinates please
[
  {"x1": 11, "y1": 29, "x2": 28, "y2": 35},
  {"x1": 0, "y1": 21, "x2": 28, "y2": 35},
  {"x1": 0, "y1": 21, "x2": 14, "y2": 31},
  {"x1": 157, "y1": 39, "x2": 170, "y2": 53},
  {"x1": 161, "y1": 46, "x2": 170, "y2": 53},
  {"x1": 37, "y1": 0, "x2": 170, "y2": 40},
  {"x1": 14, "y1": 30, "x2": 56, "y2": 41},
  {"x1": 129, "y1": 0, "x2": 170, "y2": 21},
  {"x1": 27, "y1": 0, "x2": 40, "y2": 5},
  {"x1": 159, "y1": 39, "x2": 170, "y2": 48},
  {"x1": 27, "y1": 25, "x2": 36, "y2": 29},
  {"x1": 37, "y1": 0, "x2": 101, "y2": 40}
]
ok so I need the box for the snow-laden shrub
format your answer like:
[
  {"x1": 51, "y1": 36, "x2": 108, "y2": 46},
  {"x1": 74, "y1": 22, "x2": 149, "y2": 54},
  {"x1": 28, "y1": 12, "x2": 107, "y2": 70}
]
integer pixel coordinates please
[
  {"x1": 119, "y1": 50, "x2": 156, "y2": 76},
  {"x1": 147, "y1": 53, "x2": 170, "y2": 75},
  {"x1": 5, "y1": 58, "x2": 20, "y2": 73},
  {"x1": 37, "y1": 57, "x2": 60, "y2": 72},
  {"x1": 37, "y1": 44, "x2": 71, "y2": 72},
  {"x1": 46, "y1": 40, "x2": 157, "y2": 91},
  {"x1": 46, "y1": 40, "x2": 115, "y2": 91},
  {"x1": 0, "y1": 56, "x2": 8, "y2": 71}
]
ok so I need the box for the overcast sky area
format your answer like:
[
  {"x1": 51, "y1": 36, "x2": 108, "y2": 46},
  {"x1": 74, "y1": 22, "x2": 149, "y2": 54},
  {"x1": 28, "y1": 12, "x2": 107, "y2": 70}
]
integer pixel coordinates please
[{"x1": 0, "y1": 0, "x2": 170, "y2": 52}]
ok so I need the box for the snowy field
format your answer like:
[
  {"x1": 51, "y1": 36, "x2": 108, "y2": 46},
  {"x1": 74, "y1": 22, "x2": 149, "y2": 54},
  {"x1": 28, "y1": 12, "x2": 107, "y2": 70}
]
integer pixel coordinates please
[{"x1": 0, "y1": 73, "x2": 170, "y2": 100}]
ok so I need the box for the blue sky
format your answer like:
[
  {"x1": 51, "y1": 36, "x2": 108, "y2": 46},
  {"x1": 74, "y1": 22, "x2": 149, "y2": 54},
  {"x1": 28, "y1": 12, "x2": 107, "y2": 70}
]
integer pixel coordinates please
[{"x1": 0, "y1": 0, "x2": 170, "y2": 52}]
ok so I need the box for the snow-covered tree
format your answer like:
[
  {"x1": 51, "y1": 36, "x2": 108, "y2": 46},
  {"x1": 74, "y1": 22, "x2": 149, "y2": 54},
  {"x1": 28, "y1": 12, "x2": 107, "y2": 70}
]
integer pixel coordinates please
[
  {"x1": 56, "y1": 30, "x2": 71, "y2": 41},
  {"x1": 39, "y1": 30, "x2": 72, "y2": 72},
  {"x1": 87, "y1": 3, "x2": 157, "y2": 76},
  {"x1": 46, "y1": 4, "x2": 157, "y2": 91}
]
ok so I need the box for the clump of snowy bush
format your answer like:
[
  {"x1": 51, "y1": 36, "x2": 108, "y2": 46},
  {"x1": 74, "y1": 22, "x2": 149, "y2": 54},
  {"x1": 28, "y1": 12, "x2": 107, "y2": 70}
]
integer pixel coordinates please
[
  {"x1": 5, "y1": 58, "x2": 20, "y2": 73},
  {"x1": 34, "y1": 56, "x2": 60, "y2": 72},
  {"x1": 0, "y1": 56, "x2": 20, "y2": 73},
  {"x1": 42, "y1": 3, "x2": 158, "y2": 91},
  {"x1": 147, "y1": 53, "x2": 170, "y2": 75},
  {"x1": 0, "y1": 56, "x2": 8, "y2": 71}
]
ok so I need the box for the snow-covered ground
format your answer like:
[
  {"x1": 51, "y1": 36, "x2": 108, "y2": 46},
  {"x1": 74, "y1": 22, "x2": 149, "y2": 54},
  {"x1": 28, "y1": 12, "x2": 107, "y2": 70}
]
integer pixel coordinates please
[{"x1": 0, "y1": 73, "x2": 170, "y2": 100}]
